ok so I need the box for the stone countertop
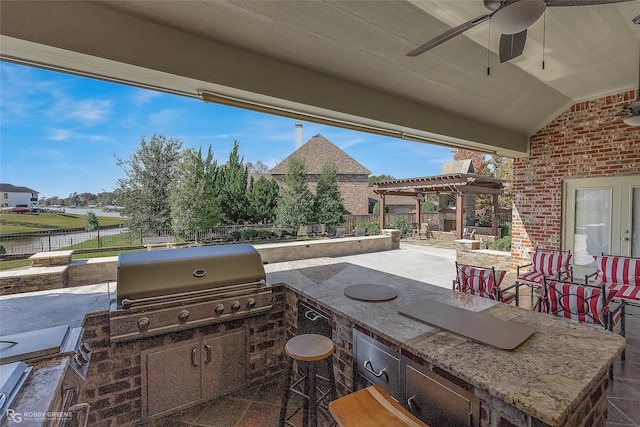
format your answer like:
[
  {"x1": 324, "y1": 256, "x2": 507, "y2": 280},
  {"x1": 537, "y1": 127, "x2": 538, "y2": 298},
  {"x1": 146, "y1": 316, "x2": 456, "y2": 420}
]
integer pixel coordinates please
[
  {"x1": 2, "y1": 356, "x2": 70, "y2": 427},
  {"x1": 266, "y1": 261, "x2": 626, "y2": 427}
]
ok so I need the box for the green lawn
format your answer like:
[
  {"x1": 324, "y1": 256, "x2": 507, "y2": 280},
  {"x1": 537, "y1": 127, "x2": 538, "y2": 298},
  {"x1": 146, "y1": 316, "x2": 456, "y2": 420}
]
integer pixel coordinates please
[
  {"x1": 0, "y1": 212, "x2": 123, "y2": 234},
  {"x1": 0, "y1": 249, "x2": 145, "y2": 271}
]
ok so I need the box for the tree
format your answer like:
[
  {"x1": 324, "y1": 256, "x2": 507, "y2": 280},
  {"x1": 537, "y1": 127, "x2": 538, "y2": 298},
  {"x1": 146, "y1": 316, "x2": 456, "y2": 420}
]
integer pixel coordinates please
[
  {"x1": 246, "y1": 161, "x2": 270, "y2": 174},
  {"x1": 368, "y1": 174, "x2": 395, "y2": 187},
  {"x1": 276, "y1": 158, "x2": 313, "y2": 228},
  {"x1": 219, "y1": 141, "x2": 249, "y2": 224},
  {"x1": 247, "y1": 176, "x2": 280, "y2": 223},
  {"x1": 169, "y1": 146, "x2": 222, "y2": 235},
  {"x1": 312, "y1": 162, "x2": 348, "y2": 224},
  {"x1": 85, "y1": 211, "x2": 99, "y2": 231},
  {"x1": 452, "y1": 149, "x2": 490, "y2": 175},
  {"x1": 115, "y1": 134, "x2": 183, "y2": 234}
]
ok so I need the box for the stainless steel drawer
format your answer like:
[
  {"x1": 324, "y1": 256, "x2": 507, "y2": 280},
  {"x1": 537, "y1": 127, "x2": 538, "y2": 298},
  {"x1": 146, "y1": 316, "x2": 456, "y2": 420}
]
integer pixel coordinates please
[
  {"x1": 353, "y1": 329, "x2": 402, "y2": 400},
  {"x1": 405, "y1": 360, "x2": 479, "y2": 427}
]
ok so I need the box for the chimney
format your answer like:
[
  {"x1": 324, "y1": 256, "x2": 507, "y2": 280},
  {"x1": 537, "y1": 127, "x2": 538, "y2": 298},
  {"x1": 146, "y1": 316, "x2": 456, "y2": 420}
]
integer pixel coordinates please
[{"x1": 295, "y1": 122, "x2": 303, "y2": 150}]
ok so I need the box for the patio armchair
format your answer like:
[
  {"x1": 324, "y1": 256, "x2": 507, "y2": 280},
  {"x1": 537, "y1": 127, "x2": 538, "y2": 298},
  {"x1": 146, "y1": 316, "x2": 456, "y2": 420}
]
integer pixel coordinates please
[
  {"x1": 542, "y1": 277, "x2": 626, "y2": 379},
  {"x1": 585, "y1": 253, "x2": 640, "y2": 308},
  {"x1": 453, "y1": 262, "x2": 519, "y2": 306},
  {"x1": 516, "y1": 249, "x2": 573, "y2": 305}
]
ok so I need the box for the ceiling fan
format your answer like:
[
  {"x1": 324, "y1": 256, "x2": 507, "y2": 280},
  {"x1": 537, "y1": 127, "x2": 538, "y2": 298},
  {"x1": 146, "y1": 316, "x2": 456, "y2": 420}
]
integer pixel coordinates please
[{"x1": 407, "y1": 0, "x2": 633, "y2": 63}]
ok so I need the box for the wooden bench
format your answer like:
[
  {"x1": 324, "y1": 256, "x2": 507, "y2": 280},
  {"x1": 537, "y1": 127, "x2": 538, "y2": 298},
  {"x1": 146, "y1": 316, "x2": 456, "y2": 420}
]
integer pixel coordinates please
[
  {"x1": 329, "y1": 384, "x2": 428, "y2": 427},
  {"x1": 587, "y1": 254, "x2": 640, "y2": 307},
  {"x1": 143, "y1": 236, "x2": 175, "y2": 251}
]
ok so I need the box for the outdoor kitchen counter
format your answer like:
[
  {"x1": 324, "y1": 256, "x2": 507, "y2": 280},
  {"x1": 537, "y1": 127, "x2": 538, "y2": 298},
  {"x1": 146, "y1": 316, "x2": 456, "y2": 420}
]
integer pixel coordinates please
[
  {"x1": 1, "y1": 356, "x2": 69, "y2": 427},
  {"x1": 265, "y1": 260, "x2": 626, "y2": 427}
]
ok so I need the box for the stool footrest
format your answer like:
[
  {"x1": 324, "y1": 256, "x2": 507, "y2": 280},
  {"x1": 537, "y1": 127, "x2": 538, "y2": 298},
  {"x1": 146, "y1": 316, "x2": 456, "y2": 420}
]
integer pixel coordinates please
[{"x1": 329, "y1": 384, "x2": 429, "y2": 427}]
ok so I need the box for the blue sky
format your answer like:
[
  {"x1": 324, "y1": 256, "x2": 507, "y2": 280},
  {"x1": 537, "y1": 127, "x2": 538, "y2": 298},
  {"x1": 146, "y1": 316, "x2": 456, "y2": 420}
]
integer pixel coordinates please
[{"x1": 0, "y1": 62, "x2": 454, "y2": 199}]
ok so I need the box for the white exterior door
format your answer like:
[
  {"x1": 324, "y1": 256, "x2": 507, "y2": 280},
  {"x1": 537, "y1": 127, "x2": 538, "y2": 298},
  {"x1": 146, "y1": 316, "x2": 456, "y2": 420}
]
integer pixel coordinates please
[{"x1": 564, "y1": 176, "x2": 640, "y2": 272}]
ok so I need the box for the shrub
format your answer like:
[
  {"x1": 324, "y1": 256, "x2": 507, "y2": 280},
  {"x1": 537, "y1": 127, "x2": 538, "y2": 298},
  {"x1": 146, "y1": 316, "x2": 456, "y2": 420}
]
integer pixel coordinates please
[
  {"x1": 488, "y1": 236, "x2": 511, "y2": 252},
  {"x1": 389, "y1": 217, "x2": 413, "y2": 235},
  {"x1": 225, "y1": 230, "x2": 242, "y2": 242},
  {"x1": 241, "y1": 228, "x2": 259, "y2": 240},
  {"x1": 356, "y1": 220, "x2": 380, "y2": 236},
  {"x1": 257, "y1": 229, "x2": 273, "y2": 239},
  {"x1": 0, "y1": 245, "x2": 5, "y2": 257}
]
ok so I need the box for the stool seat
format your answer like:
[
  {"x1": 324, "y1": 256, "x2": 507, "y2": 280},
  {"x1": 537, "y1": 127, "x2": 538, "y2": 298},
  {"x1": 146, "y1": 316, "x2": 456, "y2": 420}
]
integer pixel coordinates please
[
  {"x1": 279, "y1": 334, "x2": 337, "y2": 427},
  {"x1": 285, "y1": 334, "x2": 335, "y2": 361},
  {"x1": 329, "y1": 384, "x2": 429, "y2": 427}
]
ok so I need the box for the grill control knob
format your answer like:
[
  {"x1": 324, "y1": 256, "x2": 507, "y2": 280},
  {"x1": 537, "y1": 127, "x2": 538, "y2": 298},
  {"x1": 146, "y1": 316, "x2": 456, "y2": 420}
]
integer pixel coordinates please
[
  {"x1": 74, "y1": 351, "x2": 90, "y2": 366},
  {"x1": 247, "y1": 298, "x2": 256, "y2": 309},
  {"x1": 178, "y1": 310, "x2": 190, "y2": 322},
  {"x1": 79, "y1": 343, "x2": 91, "y2": 354},
  {"x1": 214, "y1": 304, "x2": 225, "y2": 315},
  {"x1": 137, "y1": 317, "x2": 150, "y2": 332},
  {"x1": 231, "y1": 301, "x2": 241, "y2": 311}
]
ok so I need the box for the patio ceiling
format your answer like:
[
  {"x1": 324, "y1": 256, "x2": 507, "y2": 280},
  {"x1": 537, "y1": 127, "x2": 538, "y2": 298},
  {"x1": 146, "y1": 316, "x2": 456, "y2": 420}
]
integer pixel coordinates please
[{"x1": 1, "y1": 1, "x2": 638, "y2": 157}]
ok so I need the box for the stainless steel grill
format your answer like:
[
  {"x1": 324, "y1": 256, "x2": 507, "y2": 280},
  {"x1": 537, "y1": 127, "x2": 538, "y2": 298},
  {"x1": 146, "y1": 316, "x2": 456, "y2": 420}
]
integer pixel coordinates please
[{"x1": 109, "y1": 244, "x2": 272, "y2": 342}]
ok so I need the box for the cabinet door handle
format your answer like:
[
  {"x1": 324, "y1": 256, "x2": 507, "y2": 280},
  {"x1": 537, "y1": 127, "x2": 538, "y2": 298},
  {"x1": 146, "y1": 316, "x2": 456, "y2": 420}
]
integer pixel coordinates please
[
  {"x1": 407, "y1": 395, "x2": 420, "y2": 414},
  {"x1": 363, "y1": 359, "x2": 388, "y2": 381},
  {"x1": 191, "y1": 347, "x2": 198, "y2": 367},
  {"x1": 204, "y1": 344, "x2": 211, "y2": 364}
]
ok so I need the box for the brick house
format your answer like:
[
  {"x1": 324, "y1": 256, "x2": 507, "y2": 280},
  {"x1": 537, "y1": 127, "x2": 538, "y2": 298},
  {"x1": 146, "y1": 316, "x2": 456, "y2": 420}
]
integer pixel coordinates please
[
  {"x1": 511, "y1": 89, "x2": 640, "y2": 273},
  {"x1": 269, "y1": 134, "x2": 370, "y2": 215}
]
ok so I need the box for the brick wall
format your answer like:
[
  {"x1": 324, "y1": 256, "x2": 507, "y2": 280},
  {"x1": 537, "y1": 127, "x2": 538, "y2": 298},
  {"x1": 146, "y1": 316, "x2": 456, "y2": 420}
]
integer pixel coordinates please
[
  {"x1": 78, "y1": 284, "x2": 286, "y2": 426},
  {"x1": 511, "y1": 89, "x2": 640, "y2": 267}
]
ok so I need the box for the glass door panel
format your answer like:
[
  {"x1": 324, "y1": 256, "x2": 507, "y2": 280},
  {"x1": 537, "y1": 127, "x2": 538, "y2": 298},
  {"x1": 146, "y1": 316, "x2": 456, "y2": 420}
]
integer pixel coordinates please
[{"x1": 572, "y1": 188, "x2": 612, "y2": 267}]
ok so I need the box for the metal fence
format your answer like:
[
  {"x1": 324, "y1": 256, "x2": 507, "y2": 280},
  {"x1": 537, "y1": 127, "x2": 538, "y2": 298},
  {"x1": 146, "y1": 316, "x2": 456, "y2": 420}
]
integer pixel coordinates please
[
  {"x1": 0, "y1": 224, "x2": 294, "y2": 256},
  {"x1": 0, "y1": 210, "x2": 512, "y2": 256}
]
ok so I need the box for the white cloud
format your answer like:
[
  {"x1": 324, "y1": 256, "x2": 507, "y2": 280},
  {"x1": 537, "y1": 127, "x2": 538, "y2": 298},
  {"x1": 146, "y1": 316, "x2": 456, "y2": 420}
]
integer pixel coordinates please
[
  {"x1": 339, "y1": 137, "x2": 367, "y2": 149},
  {"x1": 67, "y1": 99, "x2": 112, "y2": 124},
  {"x1": 149, "y1": 109, "x2": 180, "y2": 126},
  {"x1": 130, "y1": 89, "x2": 162, "y2": 106},
  {"x1": 46, "y1": 129, "x2": 74, "y2": 141}
]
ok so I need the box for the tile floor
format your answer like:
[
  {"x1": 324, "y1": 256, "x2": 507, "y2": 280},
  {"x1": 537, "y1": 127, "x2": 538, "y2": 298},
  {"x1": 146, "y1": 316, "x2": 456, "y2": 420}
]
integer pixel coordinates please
[{"x1": 152, "y1": 303, "x2": 640, "y2": 427}]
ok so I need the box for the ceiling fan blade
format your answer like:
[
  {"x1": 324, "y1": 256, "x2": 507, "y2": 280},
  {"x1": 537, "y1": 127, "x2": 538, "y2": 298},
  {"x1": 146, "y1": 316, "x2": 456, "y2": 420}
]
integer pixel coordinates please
[
  {"x1": 545, "y1": 0, "x2": 634, "y2": 6},
  {"x1": 407, "y1": 14, "x2": 491, "y2": 57},
  {"x1": 499, "y1": 29, "x2": 527, "y2": 63}
]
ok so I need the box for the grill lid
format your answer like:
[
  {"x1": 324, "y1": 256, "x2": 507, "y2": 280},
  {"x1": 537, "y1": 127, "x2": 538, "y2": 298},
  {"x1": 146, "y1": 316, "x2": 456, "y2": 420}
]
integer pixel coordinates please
[{"x1": 116, "y1": 244, "x2": 266, "y2": 307}]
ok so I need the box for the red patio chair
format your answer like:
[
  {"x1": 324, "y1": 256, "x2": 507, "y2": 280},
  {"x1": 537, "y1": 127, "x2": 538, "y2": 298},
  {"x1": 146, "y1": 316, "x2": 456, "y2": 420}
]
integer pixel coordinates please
[
  {"x1": 516, "y1": 249, "x2": 573, "y2": 305},
  {"x1": 453, "y1": 262, "x2": 519, "y2": 306},
  {"x1": 542, "y1": 278, "x2": 626, "y2": 380}
]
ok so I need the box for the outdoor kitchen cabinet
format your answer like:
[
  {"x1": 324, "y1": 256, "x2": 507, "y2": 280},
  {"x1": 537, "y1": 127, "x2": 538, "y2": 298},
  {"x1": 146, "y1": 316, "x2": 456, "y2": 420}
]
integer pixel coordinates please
[
  {"x1": 353, "y1": 329, "x2": 479, "y2": 427},
  {"x1": 141, "y1": 328, "x2": 247, "y2": 419}
]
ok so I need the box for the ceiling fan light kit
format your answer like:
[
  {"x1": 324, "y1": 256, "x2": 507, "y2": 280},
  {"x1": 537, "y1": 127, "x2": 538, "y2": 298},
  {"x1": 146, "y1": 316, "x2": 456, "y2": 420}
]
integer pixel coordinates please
[{"x1": 491, "y1": 0, "x2": 546, "y2": 34}]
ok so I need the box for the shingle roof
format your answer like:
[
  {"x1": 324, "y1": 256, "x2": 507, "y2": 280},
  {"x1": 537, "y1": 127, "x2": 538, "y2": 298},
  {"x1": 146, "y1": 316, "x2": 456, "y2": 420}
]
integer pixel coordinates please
[
  {"x1": 0, "y1": 183, "x2": 38, "y2": 193},
  {"x1": 269, "y1": 134, "x2": 370, "y2": 175}
]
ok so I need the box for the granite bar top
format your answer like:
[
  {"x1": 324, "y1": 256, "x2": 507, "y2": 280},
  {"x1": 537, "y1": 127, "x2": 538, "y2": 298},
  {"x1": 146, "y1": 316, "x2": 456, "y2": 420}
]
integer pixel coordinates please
[{"x1": 266, "y1": 261, "x2": 626, "y2": 427}]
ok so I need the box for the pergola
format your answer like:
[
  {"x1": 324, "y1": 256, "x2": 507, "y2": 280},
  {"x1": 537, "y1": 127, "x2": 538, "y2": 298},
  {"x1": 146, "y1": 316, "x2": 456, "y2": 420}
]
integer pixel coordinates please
[{"x1": 373, "y1": 174, "x2": 506, "y2": 240}]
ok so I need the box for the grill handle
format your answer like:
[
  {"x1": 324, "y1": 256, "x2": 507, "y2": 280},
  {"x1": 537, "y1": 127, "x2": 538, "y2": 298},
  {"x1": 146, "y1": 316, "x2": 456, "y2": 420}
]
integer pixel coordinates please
[{"x1": 120, "y1": 280, "x2": 266, "y2": 308}]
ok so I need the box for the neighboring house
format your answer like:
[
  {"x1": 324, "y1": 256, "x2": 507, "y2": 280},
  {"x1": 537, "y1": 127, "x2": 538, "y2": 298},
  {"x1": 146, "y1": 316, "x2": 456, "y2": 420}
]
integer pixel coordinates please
[
  {"x1": 0, "y1": 183, "x2": 39, "y2": 209},
  {"x1": 269, "y1": 134, "x2": 371, "y2": 215},
  {"x1": 511, "y1": 89, "x2": 640, "y2": 273}
]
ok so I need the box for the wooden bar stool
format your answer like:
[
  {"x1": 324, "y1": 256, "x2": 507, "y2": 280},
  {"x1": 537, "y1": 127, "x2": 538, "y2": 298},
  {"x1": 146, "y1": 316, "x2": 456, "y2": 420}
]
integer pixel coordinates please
[
  {"x1": 278, "y1": 334, "x2": 337, "y2": 427},
  {"x1": 329, "y1": 384, "x2": 429, "y2": 427}
]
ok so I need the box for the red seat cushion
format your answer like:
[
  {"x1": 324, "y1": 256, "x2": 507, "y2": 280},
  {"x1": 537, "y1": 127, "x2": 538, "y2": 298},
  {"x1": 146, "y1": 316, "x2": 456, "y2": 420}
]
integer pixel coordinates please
[
  {"x1": 456, "y1": 265, "x2": 506, "y2": 301},
  {"x1": 545, "y1": 281, "x2": 616, "y2": 327}
]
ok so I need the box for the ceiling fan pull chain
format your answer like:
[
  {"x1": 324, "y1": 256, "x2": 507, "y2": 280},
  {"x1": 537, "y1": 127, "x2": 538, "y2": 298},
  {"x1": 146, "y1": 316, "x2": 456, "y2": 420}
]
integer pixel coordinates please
[
  {"x1": 542, "y1": 11, "x2": 546, "y2": 70},
  {"x1": 487, "y1": 20, "x2": 491, "y2": 76}
]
